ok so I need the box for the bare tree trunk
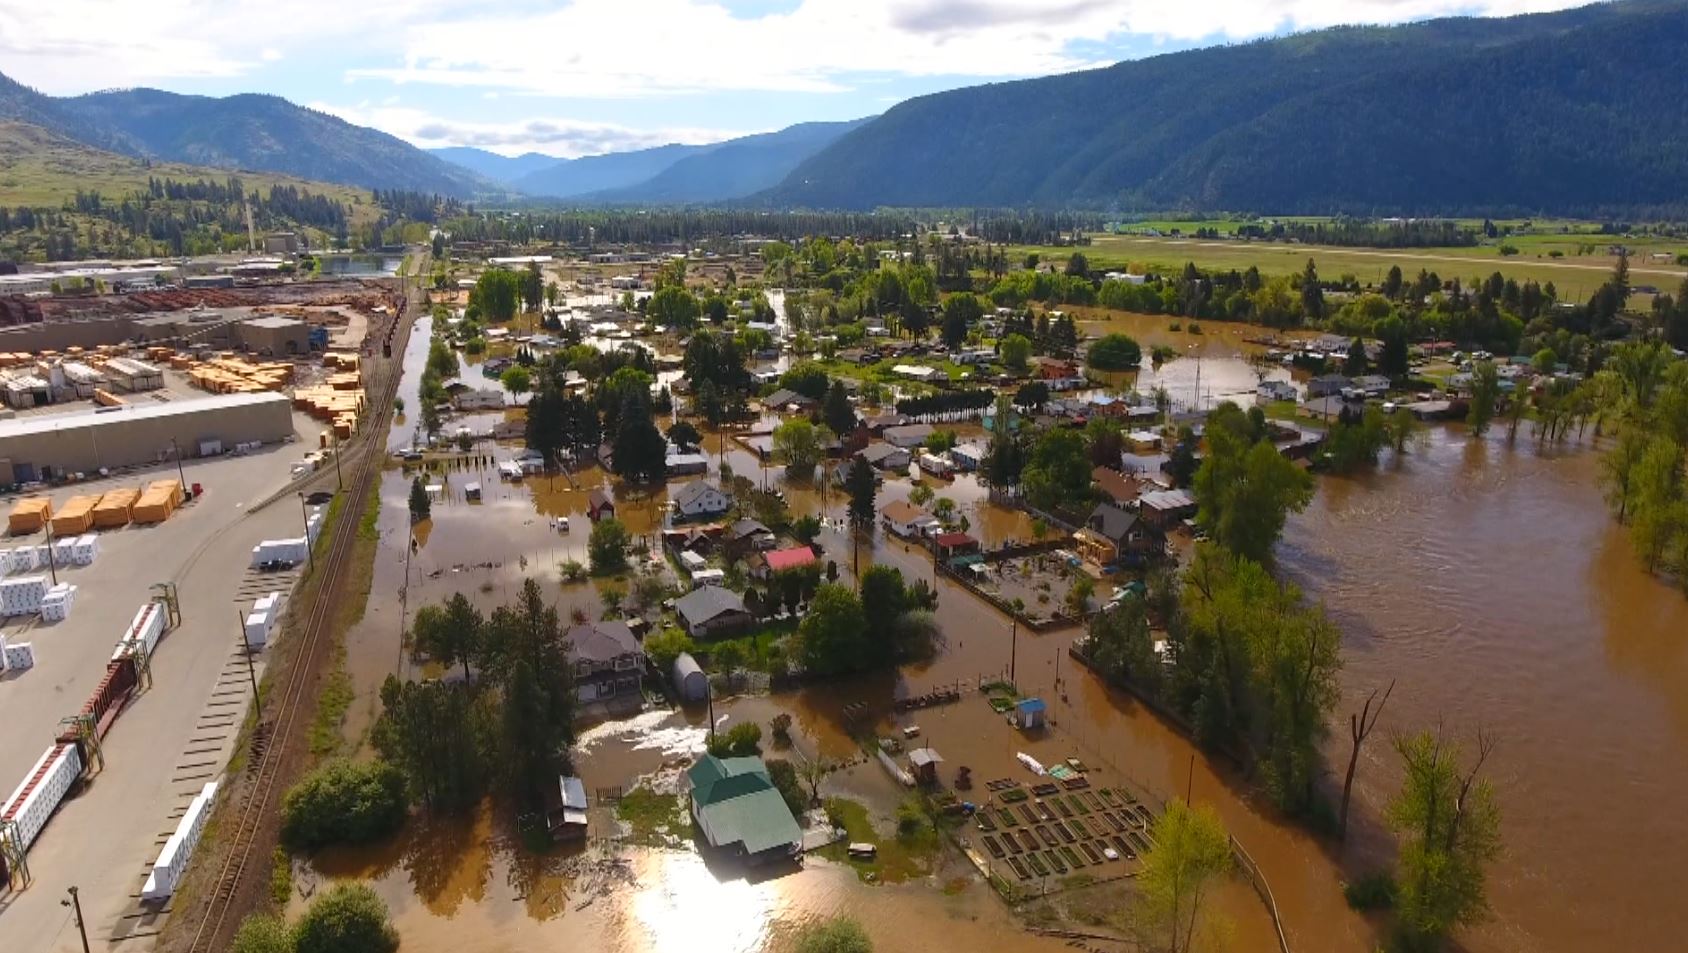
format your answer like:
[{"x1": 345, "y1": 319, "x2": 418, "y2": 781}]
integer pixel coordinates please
[{"x1": 1340, "y1": 680, "x2": 1394, "y2": 842}]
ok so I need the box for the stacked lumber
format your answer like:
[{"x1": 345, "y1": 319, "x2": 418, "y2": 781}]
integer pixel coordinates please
[
  {"x1": 48, "y1": 496, "x2": 99, "y2": 536},
  {"x1": 7, "y1": 498, "x2": 52, "y2": 535},
  {"x1": 132, "y1": 480, "x2": 183, "y2": 525},
  {"x1": 93, "y1": 488, "x2": 139, "y2": 528},
  {"x1": 93, "y1": 388, "x2": 125, "y2": 406}
]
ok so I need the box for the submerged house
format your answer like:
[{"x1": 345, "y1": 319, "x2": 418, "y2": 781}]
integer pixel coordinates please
[{"x1": 686, "y1": 754, "x2": 802, "y2": 865}]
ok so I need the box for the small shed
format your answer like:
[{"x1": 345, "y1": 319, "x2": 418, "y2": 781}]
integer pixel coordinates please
[
  {"x1": 587, "y1": 488, "x2": 616, "y2": 522},
  {"x1": 908, "y1": 747, "x2": 944, "y2": 785},
  {"x1": 673, "y1": 652, "x2": 708, "y2": 703},
  {"x1": 543, "y1": 775, "x2": 589, "y2": 842},
  {"x1": 1014, "y1": 698, "x2": 1047, "y2": 731}
]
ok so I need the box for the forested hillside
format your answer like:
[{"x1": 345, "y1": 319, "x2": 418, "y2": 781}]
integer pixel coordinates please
[
  {"x1": 0, "y1": 73, "x2": 492, "y2": 197},
  {"x1": 771, "y1": 0, "x2": 1688, "y2": 216}
]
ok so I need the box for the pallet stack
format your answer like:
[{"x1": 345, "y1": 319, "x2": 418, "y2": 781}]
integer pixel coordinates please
[
  {"x1": 0, "y1": 575, "x2": 49, "y2": 616},
  {"x1": 7, "y1": 498, "x2": 51, "y2": 535},
  {"x1": 40, "y1": 583, "x2": 76, "y2": 622},
  {"x1": 0, "y1": 743, "x2": 83, "y2": 852},
  {"x1": 93, "y1": 488, "x2": 139, "y2": 528},
  {"x1": 131, "y1": 480, "x2": 183, "y2": 525},
  {"x1": 2, "y1": 640, "x2": 33, "y2": 671},
  {"x1": 48, "y1": 496, "x2": 98, "y2": 536},
  {"x1": 141, "y1": 780, "x2": 218, "y2": 901}
]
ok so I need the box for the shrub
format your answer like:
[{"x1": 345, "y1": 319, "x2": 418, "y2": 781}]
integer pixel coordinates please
[
  {"x1": 765, "y1": 758, "x2": 807, "y2": 816},
  {"x1": 707, "y1": 721, "x2": 763, "y2": 757},
  {"x1": 231, "y1": 914, "x2": 293, "y2": 953},
  {"x1": 770, "y1": 713, "x2": 793, "y2": 742},
  {"x1": 1344, "y1": 870, "x2": 1398, "y2": 911},
  {"x1": 281, "y1": 760, "x2": 407, "y2": 851},
  {"x1": 795, "y1": 915, "x2": 873, "y2": 953},
  {"x1": 293, "y1": 883, "x2": 399, "y2": 953}
]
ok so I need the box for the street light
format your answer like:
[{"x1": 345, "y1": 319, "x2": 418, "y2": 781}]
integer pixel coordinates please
[{"x1": 168, "y1": 438, "x2": 188, "y2": 494}]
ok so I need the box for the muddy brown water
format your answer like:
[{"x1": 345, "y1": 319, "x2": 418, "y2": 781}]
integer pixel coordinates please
[{"x1": 345, "y1": 312, "x2": 1688, "y2": 951}]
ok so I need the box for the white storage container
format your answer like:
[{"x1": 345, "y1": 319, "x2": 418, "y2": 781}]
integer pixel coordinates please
[{"x1": 244, "y1": 611, "x2": 270, "y2": 649}]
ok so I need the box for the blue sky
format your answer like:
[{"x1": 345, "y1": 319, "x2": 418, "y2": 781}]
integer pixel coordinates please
[{"x1": 0, "y1": 0, "x2": 1585, "y2": 157}]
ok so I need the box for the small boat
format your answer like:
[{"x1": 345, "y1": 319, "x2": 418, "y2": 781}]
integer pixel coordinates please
[
  {"x1": 1016, "y1": 752, "x2": 1046, "y2": 776},
  {"x1": 902, "y1": 725, "x2": 921, "y2": 739},
  {"x1": 847, "y1": 843, "x2": 877, "y2": 859}
]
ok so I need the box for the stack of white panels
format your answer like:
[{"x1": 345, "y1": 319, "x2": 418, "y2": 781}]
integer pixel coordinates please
[
  {"x1": 69, "y1": 534, "x2": 99, "y2": 566},
  {"x1": 40, "y1": 583, "x2": 76, "y2": 622},
  {"x1": 2, "y1": 641, "x2": 33, "y2": 670},
  {"x1": 0, "y1": 743, "x2": 83, "y2": 852},
  {"x1": 0, "y1": 575, "x2": 49, "y2": 616},
  {"x1": 249, "y1": 537, "x2": 309, "y2": 568},
  {"x1": 244, "y1": 592, "x2": 283, "y2": 649},
  {"x1": 111, "y1": 602, "x2": 166, "y2": 661},
  {"x1": 305, "y1": 507, "x2": 326, "y2": 545},
  {"x1": 0, "y1": 549, "x2": 14, "y2": 575},
  {"x1": 8, "y1": 546, "x2": 40, "y2": 572},
  {"x1": 51, "y1": 539, "x2": 76, "y2": 565},
  {"x1": 141, "y1": 780, "x2": 218, "y2": 901}
]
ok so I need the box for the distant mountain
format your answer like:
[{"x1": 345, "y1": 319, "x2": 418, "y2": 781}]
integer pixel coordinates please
[
  {"x1": 509, "y1": 143, "x2": 716, "y2": 199},
  {"x1": 0, "y1": 70, "x2": 493, "y2": 197},
  {"x1": 0, "y1": 120, "x2": 368, "y2": 209},
  {"x1": 770, "y1": 0, "x2": 1688, "y2": 216},
  {"x1": 583, "y1": 119, "x2": 869, "y2": 205},
  {"x1": 429, "y1": 147, "x2": 562, "y2": 185}
]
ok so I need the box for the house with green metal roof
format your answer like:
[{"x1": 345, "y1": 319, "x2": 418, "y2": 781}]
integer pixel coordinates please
[{"x1": 685, "y1": 754, "x2": 802, "y2": 866}]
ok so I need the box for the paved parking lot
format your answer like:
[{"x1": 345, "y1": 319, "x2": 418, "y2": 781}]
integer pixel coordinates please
[{"x1": 0, "y1": 415, "x2": 327, "y2": 951}]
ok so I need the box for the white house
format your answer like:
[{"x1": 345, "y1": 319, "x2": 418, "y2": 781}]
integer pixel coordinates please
[
  {"x1": 672, "y1": 480, "x2": 733, "y2": 520},
  {"x1": 858, "y1": 442, "x2": 911, "y2": 471},
  {"x1": 1256, "y1": 379, "x2": 1297, "y2": 402},
  {"x1": 881, "y1": 500, "x2": 940, "y2": 537}
]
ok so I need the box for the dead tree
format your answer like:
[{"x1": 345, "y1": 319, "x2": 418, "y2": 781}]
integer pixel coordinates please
[{"x1": 1340, "y1": 680, "x2": 1394, "y2": 842}]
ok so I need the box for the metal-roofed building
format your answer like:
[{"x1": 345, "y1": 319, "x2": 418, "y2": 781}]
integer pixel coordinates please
[
  {"x1": 0, "y1": 391, "x2": 293, "y2": 480},
  {"x1": 685, "y1": 754, "x2": 801, "y2": 865}
]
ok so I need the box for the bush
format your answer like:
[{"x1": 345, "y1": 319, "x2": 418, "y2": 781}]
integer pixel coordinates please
[
  {"x1": 588, "y1": 517, "x2": 631, "y2": 575},
  {"x1": 765, "y1": 758, "x2": 807, "y2": 816},
  {"x1": 231, "y1": 914, "x2": 293, "y2": 953},
  {"x1": 795, "y1": 915, "x2": 873, "y2": 953},
  {"x1": 1344, "y1": 870, "x2": 1398, "y2": 911},
  {"x1": 770, "y1": 712, "x2": 793, "y2": 742},
  {"x1": 293, "y1": 883, "x2": 399, "y2": 953},
  {"x1": 707, "y1": 721, "x2": 763, "y2": 757},
  {"x1": 281, "y1": 760, "x2": 407, "y2": 851}
]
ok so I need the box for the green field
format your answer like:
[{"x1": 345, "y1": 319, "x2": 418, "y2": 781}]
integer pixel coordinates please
[
  {"x1": 0, "y1": 120, "x2": 376, "y2": 222},
  {"x1": 1013, "y1": 224, "x2": 1688, "y2": 302}
]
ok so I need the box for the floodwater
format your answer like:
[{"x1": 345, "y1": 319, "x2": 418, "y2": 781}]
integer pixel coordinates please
[
  {"x1": 1279, "y1": 424, "x2": 1688, "y2": 953},
  {"x1": 318, "y1": 254, "x2": 405, "y2": 277},
  {"x1": 346, "y1": 306, "x2": 1688, "y2": 952}
]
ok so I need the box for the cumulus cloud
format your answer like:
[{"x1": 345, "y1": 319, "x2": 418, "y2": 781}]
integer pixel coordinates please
[
  {"x1": 1, "y1": 0, "x2": 1591, "y2": 97},
  {"x1": 311, "y1": 102, "x2": 751, "y2": 157}
]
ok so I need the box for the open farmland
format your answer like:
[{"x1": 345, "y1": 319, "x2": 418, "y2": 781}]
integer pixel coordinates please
[{"x1": 1010, "y1": 230, "x2": 1688, "y2": 302}]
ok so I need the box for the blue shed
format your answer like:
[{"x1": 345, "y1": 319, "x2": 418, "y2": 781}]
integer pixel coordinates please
[{"x1": 1015, "y1": 697, "x2": 1047, "y2": 730}]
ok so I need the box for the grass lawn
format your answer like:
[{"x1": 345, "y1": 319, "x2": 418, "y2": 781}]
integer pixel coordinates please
[
  {"x1": 817, "y1": 796, "x2": 945, "y2": 883},
  {"x1": 616, "y1": 787, "x2": 691, "y2": 848}
]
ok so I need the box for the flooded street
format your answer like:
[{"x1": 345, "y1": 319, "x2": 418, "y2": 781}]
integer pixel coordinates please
[{"x1": 1280, "y1": 425, "x2": 1688, "y2": 953}]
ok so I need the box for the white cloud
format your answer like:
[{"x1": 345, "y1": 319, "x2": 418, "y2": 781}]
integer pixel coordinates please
[
  {"x1": 310, "y1": 102, "x2": 753, "y2": 157},
  {"x1": 345, "y1": 0, "x2": 1590, "y2": 98},
  {"x1": 0, "y1": 0, "x2": 1592, "y2": 112}
]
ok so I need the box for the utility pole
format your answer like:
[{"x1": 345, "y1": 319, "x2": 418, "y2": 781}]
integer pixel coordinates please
[
  {"x1": 1009, "y1": 618, "x2": 1018, "y2": 686},
  {"x1": 62, "y1": 885, "x2": 90, "y2": 953},
  {"x1": 169, "y1": 437, "x2": 187, "y2": 492},
  {"x1": 297, "y1": 492, "x2": 315, "y2": 573},
  {"x1": 331, "y1": 431, "x2": 344, "y2": 490},
  {"x1": 238, "y1": 614, "x2": 262, "y2": 721},
  {"x1": 42, "y1": 521, "x2": 58, "y2": 586}
]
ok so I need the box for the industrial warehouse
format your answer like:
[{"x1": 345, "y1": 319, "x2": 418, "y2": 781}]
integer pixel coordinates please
[{"x1": 0, "y1": 392, "x2": 294, "y2": 481}]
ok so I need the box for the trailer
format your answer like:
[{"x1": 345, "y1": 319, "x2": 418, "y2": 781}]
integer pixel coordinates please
[{"x1": 112, "y1": 602, "x2": 166, "y2": 661}]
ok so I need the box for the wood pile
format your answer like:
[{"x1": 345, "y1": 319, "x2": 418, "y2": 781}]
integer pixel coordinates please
[
  {"x1": 93, "y1": 488, "x2": 140, "y2": 527},
  {"x1": 48, "y1": 495, "x2": 99, "y2": 535},
  {"x1": 7, "y1": 498, "x2": 52, "y2": 535}
]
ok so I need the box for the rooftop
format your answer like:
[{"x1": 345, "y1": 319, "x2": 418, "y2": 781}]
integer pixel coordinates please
[
  {"x1": 565, "y1": 620, "x2": 641, "y2": 664},
  {"x1": 0, "y1": 391, "x2": 287, "y2": 440},
  {"x1": 675, "y1": 586, "x2": 747, "y2": 626},
  {"x1": 762, "y1": 546, "x2": 817, "y2": 573}
]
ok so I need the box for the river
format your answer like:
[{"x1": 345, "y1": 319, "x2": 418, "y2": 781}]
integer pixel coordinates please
[{"x1": 1280, "y1": 423, "x2": 1688, "y2": 953}]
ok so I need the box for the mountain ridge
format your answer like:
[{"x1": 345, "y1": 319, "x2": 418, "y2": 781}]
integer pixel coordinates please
[
  {"x1": 0, "y1": 72, "x2": 494, "y2": 197},
  {"x1": 766, "y1": 0, "x2": 1688, "y2": 216}
]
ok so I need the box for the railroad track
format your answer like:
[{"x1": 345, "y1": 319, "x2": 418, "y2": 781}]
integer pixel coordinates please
[{"x1": 179, "y1": 268, "x2": 420, "y2": 953}]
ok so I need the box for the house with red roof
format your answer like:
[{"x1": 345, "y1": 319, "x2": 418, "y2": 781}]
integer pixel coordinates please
[{"x1": 749, "y1": 545, "x2": 818, "y2": 580}]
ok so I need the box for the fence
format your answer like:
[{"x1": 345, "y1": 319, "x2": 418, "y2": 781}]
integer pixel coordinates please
[{"x1": 1231, "y1": 835, "x2": 1292, "y2": 953}]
